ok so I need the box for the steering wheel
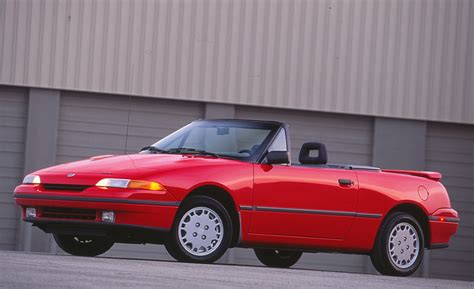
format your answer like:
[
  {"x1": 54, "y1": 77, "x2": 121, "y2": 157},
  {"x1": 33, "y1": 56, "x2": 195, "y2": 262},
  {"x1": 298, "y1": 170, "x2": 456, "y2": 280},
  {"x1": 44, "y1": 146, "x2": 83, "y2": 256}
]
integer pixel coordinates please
[{"x1": 238, "y1": 149, "x2": 252, "y2": 154}]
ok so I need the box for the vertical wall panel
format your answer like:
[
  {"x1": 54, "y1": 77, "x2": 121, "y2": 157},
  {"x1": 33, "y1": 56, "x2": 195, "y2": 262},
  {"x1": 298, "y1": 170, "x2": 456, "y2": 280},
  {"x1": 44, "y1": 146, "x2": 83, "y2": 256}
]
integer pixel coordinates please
[
  {"x1": 426, "y1": 123, "x2": 474, "y2": 281},
  {"x1": 0, "y1": 0, "x2": 472, "y2": 124},
  {"x1": 0, "y1": 0, "x2": 6, "y2": 80},
  {"x1": 56, "y1": 91, "x2": 205, "y2": 162},
  {"x1": 0, "y1": 86, "x2": 28, "y2": 250}
]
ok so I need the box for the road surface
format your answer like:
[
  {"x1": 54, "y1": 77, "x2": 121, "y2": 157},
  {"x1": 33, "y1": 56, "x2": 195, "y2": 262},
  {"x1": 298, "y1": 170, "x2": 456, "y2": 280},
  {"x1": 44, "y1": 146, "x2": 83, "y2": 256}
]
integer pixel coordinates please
[{"x1": 0, "y1": 251, "x2": 471, "y2": 289}]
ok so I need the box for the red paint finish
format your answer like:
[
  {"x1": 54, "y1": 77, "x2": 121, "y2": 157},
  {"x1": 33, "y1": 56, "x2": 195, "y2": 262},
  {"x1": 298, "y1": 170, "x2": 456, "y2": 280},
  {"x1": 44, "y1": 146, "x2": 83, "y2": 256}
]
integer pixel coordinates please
[
  {"x1": 429, "y1": 221, "x2": 459, "y2": 244},
  {"x1": 14, "y1": 153, "x2": 458, "y2": 252},
  {"x1": 382, "y1": 170, "x2": 442, "y2": 181},
  {"x1": 250, "y1": 165, "x2": 357, "y2": 239},
  {"x1": 429, "y1": 208, "x2": 459, "y2": 245}
]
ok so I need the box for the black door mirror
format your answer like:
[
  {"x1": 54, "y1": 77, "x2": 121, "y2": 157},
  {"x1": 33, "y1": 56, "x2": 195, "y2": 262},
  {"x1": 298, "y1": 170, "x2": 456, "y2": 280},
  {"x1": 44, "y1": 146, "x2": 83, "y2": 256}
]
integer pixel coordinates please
[{"x1": 265, "y1": 151, "x2": 290, "y2": 165}]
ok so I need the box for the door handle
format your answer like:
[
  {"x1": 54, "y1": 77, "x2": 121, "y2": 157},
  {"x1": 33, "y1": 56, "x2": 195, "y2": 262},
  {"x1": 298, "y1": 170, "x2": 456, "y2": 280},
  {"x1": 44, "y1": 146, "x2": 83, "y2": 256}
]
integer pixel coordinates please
[{"x1": 338, "y1": 179, "x2": 353, "y2": 186}]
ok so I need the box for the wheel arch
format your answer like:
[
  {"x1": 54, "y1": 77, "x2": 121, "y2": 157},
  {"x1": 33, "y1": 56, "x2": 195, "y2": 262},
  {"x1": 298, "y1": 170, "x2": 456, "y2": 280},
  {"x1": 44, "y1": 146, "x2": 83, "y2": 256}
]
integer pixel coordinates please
[
  {"x1": 383, "y1": 202, "x2": 431, "y2": 248},
  {"x1": 182, "y1": 185, "x2": 241, "y2": 247}
]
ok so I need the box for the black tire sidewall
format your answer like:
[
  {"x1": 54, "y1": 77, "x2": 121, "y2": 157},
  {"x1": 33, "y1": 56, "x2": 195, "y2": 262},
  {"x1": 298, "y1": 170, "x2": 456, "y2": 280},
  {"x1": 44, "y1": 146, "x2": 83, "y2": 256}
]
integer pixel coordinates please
[
  {"x1": 164, "y1": 237, "x2": 181, "y2": 260},
  {"x1": 254, "y1": 249, "x2": 302, "y2": 268},
  {"x1": 169, "y1": 196, "x2": 233, "y2": 263},
  {"x1": 373, "y1": 212, "x2": 424, "y2": 276},
  {"x1": 53, "y1": 234, "x2": 114, "y2": 257}
]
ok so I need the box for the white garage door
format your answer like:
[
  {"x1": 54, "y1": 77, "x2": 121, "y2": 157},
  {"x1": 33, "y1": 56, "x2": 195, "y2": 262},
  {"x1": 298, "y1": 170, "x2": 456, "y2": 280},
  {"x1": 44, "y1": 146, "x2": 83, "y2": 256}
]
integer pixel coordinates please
[
  {"x1": 233, "y1": 105, "x2": 374, "y2": 273},
  {"x1": 0, "y1": 86, "x2": 28, "y2": 250},
  {"x1": 426, "y1": 122, "x2": 474, "y2": 281},
  {"x1": 54, "y1": 91, "x2": 204, "y2": 259}
]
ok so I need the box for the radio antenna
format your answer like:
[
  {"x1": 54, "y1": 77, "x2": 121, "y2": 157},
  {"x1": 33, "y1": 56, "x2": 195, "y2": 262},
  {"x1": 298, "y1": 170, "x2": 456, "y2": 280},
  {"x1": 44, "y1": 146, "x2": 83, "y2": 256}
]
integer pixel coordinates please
[{"x1": 124, "y1": 64, "x2": 135, "y2": 154}]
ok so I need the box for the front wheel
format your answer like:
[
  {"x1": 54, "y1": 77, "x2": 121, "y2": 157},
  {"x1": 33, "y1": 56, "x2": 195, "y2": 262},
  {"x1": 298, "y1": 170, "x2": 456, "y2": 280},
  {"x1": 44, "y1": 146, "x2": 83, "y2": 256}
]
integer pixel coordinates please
[
  {"x1": 371, "y1": 212, "x2": 424, "y2": 276},
  {"x1": 166, "y1": 196, "x2": 233, "y2": 263},
  {"x1": 254, "y1": 249, "x2": 302, "y2": 268},
  {"x1": 53, "y1": 234, "x2": 114, "y2": 257}
]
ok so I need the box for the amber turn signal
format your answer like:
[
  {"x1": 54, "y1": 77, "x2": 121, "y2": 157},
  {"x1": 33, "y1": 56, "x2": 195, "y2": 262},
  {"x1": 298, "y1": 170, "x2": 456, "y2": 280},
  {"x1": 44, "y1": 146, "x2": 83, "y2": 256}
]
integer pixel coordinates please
[{"x1": 127, "y1": 180, "x2": 164, "y2": 191}]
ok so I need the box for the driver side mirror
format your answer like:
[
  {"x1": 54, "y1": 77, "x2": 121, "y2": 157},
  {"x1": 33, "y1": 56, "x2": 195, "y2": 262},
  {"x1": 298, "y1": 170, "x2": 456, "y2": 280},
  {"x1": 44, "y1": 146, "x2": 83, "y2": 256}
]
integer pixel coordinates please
[{"x1": 265, "y1": 151, "x2": 290, "y2": 165}]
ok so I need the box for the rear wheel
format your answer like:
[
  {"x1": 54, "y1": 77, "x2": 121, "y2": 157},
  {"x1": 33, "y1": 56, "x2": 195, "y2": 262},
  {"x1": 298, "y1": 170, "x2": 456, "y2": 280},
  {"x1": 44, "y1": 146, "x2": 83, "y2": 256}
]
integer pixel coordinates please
[
  {"x1": 166, "y1": 196, "x2": 232, "y2": 263},
  {"x1": 53, "y1": 234, "x2": 114, "y2": 257},
  {"x1": 371, "y1": 212, "x2": 424, "y2": 276},
  {"x1": 254, "y1": 249, "x2": 302, "y2": 268}
]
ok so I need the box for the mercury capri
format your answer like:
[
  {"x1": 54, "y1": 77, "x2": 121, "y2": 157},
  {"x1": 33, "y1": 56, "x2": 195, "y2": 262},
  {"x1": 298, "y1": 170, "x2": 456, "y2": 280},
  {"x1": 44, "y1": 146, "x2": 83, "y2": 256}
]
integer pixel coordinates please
[{"x1": 14, "y1": 119, "x2": 459, "y2": 276}]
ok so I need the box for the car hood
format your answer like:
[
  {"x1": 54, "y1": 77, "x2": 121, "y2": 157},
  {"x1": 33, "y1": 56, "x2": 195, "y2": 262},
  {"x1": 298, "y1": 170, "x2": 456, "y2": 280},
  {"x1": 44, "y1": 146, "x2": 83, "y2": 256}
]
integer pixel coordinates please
[{"x1": 41, "y1": 154, "x2": 238, "y2": 176}]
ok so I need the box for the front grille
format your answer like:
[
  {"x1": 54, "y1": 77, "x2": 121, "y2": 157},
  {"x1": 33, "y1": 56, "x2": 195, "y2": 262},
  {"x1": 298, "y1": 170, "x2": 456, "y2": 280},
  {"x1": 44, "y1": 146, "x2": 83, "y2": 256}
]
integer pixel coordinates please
[
  {"x1": 42, "y1": 184, "x2": 91, "y2": 192},
  {"x1": 41, "y1": 207, "x2": 97, "y2": 221}
]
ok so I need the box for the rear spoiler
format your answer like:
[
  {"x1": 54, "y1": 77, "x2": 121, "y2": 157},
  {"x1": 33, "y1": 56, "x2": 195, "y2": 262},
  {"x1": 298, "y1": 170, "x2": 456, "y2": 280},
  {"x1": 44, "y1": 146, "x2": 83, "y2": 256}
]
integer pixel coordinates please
[{"x1": 382, "y1": 170, "x2": 442, "y2": 181}]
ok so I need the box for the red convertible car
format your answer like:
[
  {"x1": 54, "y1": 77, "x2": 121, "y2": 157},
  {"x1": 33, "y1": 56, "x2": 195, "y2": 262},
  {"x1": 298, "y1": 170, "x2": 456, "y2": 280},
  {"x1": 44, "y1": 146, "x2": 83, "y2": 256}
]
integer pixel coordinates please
[{"x1": 14, "y1": 119, "x2": 459, "y2": 276}]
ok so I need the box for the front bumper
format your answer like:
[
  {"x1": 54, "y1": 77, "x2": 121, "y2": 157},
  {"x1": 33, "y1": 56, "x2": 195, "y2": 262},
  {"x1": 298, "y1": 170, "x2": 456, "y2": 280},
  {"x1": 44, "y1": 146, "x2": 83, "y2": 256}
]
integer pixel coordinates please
[
  {"x1": 14, "y1": 184, "x2": 180, "y2": 236},
  {"x1": 25, "y1": 218, "x2": 169, "y2": 244}
]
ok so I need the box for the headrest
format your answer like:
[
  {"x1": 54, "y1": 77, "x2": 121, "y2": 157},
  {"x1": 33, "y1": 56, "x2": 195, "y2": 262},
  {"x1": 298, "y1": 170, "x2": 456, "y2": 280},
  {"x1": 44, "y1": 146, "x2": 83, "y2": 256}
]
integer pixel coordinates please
[{"x1": 299, "y1": 142, "x2": 328, "y2": 165}]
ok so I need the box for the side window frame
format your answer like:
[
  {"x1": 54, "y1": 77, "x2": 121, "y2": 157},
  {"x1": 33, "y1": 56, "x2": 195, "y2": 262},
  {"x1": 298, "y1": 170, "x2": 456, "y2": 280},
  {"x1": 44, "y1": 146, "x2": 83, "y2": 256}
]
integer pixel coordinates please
[
  {"x1": 268, "y1": 128, "x2": 288, "y2": 152},
  {"x1": 261, "y1": 124, "x2": 291, "y2": 164}
]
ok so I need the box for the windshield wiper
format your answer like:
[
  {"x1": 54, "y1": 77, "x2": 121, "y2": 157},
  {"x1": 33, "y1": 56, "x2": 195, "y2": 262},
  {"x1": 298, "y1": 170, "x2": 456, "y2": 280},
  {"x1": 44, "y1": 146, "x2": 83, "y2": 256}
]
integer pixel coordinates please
[
  {"x1": 139, "y1": 146, "x2": 169, "y2": 154},
  {"x1": 166, "y1": 147, "x2": 220, "y2": 157},
  {"x1": 141, "y1": 146, "x2": 235, "y2": 159}
]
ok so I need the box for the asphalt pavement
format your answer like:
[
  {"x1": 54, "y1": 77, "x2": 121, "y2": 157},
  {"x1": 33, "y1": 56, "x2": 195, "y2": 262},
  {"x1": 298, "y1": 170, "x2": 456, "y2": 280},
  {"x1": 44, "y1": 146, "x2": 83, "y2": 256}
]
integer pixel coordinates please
[{"x1": 0, "y1": 251, "x2": 472, "y2": 289}]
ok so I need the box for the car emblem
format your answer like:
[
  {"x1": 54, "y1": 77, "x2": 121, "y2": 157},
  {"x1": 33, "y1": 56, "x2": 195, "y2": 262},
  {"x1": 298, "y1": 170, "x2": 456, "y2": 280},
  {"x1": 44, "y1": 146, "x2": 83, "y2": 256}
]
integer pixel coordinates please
[{"x1": 67, "y1": 173, "x2": 76, "y2": 177}]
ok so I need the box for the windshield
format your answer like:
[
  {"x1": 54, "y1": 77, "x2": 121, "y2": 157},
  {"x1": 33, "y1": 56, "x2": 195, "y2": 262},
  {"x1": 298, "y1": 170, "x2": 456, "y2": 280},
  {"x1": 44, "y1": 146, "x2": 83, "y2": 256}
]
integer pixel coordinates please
[{"x1": 145, "y1": 120, "x2": 280, "y2": 161}]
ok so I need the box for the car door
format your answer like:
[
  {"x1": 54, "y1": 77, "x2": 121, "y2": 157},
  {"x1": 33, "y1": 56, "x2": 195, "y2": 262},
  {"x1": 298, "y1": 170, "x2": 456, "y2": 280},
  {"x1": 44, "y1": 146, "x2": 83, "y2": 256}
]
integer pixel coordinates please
[{"x1": 250, "y1": 164, "x2": 358, "y2": 240}]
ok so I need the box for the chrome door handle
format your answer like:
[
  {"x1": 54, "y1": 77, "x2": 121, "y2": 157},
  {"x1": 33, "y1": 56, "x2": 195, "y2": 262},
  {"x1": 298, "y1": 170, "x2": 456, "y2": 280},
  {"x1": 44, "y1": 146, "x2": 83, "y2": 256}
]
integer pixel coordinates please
[{"x1": 338, "y1": 179, "x2": 353, "y2": 186}]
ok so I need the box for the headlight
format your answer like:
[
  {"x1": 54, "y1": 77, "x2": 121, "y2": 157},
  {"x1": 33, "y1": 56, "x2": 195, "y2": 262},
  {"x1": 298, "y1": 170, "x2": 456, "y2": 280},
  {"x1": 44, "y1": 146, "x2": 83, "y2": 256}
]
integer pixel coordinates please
[
  {"x1": 95, "y1": 178, "x2": 164, "y2": 191},
  {"x1": 23, "y1": 175, "x2": 41, "y2": 184},
  {"x1": 96, "y1": 178, "x2": 130, "y2": 188}
]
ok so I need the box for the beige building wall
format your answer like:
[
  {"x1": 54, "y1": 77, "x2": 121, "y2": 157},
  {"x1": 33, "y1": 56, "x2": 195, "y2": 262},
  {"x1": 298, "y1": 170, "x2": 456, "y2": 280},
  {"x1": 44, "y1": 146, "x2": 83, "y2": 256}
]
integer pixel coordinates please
[{"x1": 1, "y1": 0, "x2": 473, "y2": 124}]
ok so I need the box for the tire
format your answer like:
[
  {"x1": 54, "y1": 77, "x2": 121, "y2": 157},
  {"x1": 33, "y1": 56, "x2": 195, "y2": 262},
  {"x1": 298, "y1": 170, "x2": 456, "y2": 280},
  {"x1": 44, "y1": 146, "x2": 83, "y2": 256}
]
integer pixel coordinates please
[
  {"x1": 164, "y1": 236, "x2": 180, "y2": 260},
  {"x1": 53, "y1": 234, "x2": 114, "y2": 257},
  {"x1": 166, "y1": 196, "x2": 233, "y2": 263},
  {"x1": 254, "y1": 249, "x2": 302, "y2": 268},
  {"x1": 371, "y1": 212, "x2": 425, "y2": 276}
]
